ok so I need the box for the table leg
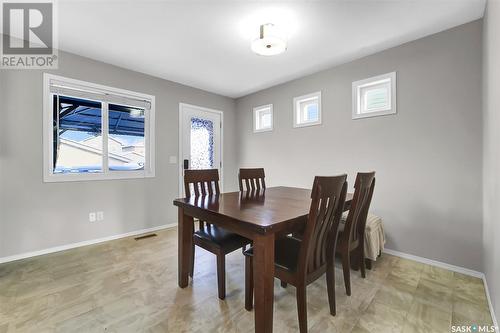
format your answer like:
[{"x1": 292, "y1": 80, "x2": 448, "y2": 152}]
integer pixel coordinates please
[
  {"x1": 253, "y1": 233, "x2": 275, "y2": 333},
  {"x1": 178, "y1": 207, "x2": 194, "y2": 288}
]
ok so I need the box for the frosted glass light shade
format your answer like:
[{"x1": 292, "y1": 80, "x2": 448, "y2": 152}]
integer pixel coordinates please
[{"x1": 251, "y1": 23, "x2": 287, "y2": 56}]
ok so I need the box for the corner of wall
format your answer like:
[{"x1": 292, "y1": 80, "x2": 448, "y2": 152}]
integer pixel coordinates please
[{"x1": 482, "y1": 0, "x2": 500, "y2": 324}]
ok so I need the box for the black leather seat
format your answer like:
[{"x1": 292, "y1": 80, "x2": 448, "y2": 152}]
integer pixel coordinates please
[
  {"x1": 194, "y1": 225, "x2": 250, "y2": 252},
  {"x1": 243, "y1": 236, "x2": 301, "y2": 272}
]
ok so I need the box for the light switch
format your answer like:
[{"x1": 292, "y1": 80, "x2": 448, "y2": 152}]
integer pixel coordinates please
[{"x1": 169, "y1": 156, "x2": 178, "y2": 164}]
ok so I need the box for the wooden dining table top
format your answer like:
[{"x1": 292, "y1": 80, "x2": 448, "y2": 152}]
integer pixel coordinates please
[{"x1": 173, "y1": 186, "x2": 353, "y2": 235}]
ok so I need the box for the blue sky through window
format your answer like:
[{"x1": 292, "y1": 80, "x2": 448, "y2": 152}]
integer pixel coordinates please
[{"x1": 306, "y1": 104, "x2": 318, "y2": 121}]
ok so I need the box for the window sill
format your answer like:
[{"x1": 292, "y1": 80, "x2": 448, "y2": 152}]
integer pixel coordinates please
[
  {"x1": 43, "y1": 170, "x2": 155, "y2": 183},
  {"x1": 293, "y1": 121, "x2": 322, "y2": 128},
  {"x1": 352, "y1": 109, "x2": 397, "y2": 120},
  {"x1": 253, "y1": 127, "x2": 273, "y2": 133}
]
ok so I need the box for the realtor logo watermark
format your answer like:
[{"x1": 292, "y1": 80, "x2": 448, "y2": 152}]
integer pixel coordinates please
[
  {"x1": 1, "y1": 0, "x2": 58, "y2": 69},
  {"x1": 451, "y1": 325, "x2": 499, "y2": 332}
]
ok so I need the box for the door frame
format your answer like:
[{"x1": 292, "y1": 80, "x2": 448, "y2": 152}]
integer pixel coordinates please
[{"x1": 178, "y1": 103, "x2": 224, "y2": 197}]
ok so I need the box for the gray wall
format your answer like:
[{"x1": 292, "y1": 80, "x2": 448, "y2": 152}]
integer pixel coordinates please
[
  {"x1": 235, "y1": 21, "x2": 483, "y2": 271},
  {"x1": 483, "y1": 0, "x2": 500, "y2": 321},
  {"x1": 0, "y1": 51, "x2": 238, "y2": 258}
]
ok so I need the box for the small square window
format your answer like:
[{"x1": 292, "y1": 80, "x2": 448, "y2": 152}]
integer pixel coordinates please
[
  {"x1": 293, "y1": 91, "x2": 321, "y2": 128},
  {"x1": 253, "y1": 104, "x2": 273, "y2": 133},
  {"x1": 352, "y1": 72, "x2": 396, "y2": 119}
]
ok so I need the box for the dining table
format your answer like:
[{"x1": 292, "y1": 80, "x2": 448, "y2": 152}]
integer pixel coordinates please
[{"x1": 173, "y1": 186, "x2": 353, "y2": 333}]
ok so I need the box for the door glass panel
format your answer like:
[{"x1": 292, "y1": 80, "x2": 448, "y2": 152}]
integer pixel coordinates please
[
  {"x1": 190, "y1": 117, "x2": 214, "y2": 169},
  {"x1": 108, "y1": 104, "x2": 145, "y2": 171}
]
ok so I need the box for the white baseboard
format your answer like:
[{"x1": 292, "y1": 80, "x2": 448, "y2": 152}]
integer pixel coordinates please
[
  {"x1": 383, "y1": 248, "x2": 483, "y2": 278},
  {"x1": 0, "y1": 223, "x2": 177, "y2": 264},
  {"x1": 383, "y1": 248, "x2": 498, "y2": 332}
]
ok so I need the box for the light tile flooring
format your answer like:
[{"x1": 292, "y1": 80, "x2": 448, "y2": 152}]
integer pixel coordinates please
[{"x1": 0, "y1": 228, "x2": 493, "y2": 333}]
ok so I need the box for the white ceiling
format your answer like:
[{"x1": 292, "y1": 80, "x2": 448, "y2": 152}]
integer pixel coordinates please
[{"x1": 58, "y1": 0, "x2": 485, "y2": 98}]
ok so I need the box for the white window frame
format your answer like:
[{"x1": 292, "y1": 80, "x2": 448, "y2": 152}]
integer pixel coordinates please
[
  {"x1": 253, "y1": 104, "x2": 273, "y2": 133},
  {"x1": 293, "y1": 91, "x2": 322, "y2": 128},
  {"x1": 352, "y1": 72, "x2": 397, "y2": 120},
  {"x1": 43, "y1": 73, "x2": 155, "y2": 182}
]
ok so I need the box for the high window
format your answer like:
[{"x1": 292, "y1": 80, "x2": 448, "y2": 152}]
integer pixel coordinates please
[
  {"x1": 352, "y1": 72, "x2": 396, "y2": 119},
  {"x1": 293, "y1": 91, "x2": 321, "y2": 127},
  {"x1": 43, "y1": 74, "x2": 155, "y2": 182},
  {"x1": 253, "y1": 104, "x2": 273, "y2": 133}
]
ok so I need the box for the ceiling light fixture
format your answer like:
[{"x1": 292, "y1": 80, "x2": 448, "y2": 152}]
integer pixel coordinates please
[{"x1": 251, "y1": 23, "x2": 287, "y2": 56}]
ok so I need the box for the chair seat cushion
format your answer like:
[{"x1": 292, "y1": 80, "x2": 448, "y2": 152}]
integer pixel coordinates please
[
  {"x1": 341, "y1": 212, "x2": 382, "y2": 232},
  {"x1": 340, "y1": 212, "x2": 385, "y2": 261},
  {"x1": 194, "y1": 225, "x2": 251, "y2": 253},
  {"x1": 243, "y1": 236, "x2": 301, "y2": 272}
]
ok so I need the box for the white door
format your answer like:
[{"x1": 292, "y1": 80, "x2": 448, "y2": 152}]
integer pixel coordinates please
[{"x1": 179, "y1": 103, "x2": 222, "y2": 196}]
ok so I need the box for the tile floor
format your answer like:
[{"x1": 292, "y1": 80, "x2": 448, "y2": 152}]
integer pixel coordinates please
[{"x1": 0, "y1": 228, "x2": 493, "y2": 332}]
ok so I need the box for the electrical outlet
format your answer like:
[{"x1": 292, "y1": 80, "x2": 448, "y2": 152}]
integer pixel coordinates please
[
  {"x1": 89, "y1": 212, "x2": 96, "y2": 222},
  {"x1": 96, "y1": 211, "x2": 104, "y2": 221}
]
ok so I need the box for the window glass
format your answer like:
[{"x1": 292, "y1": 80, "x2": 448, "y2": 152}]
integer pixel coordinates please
[
  {"x1": 364, "y1": 86, "x2": 389, "y2": 111},
  {"x1": 254, "y1": 105, "x2": 273, "y2": 132},
  {"x1": 294, "y1": 92, "x2": 321, "y2": 127},
  {"x1": 352, "y1": 72, "x2": 396, "y2": 119},
  {"x1": 260, "y1": 111, "x2": 272, "y2": 129},
  {"x1": 360, "y1": 80, "x2": 391, "y2": 113},
  {"x1": 299, "y1": 100, "x2": 319, "y2": 123},
  {"x1": 306, "y1": 103, "x2": 318, "y2": 121},
  {"x1": 53, "y1": 95, "x2": 103, "y2": 174},
  {"x1": 108, "y1": 104, "x2": 145, "y2": 171}
]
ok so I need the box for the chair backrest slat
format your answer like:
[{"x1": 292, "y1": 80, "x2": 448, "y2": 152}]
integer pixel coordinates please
[
  {"x1": 341, "y1": 172, "x2": 376, "y2": 245},
  {"x1": 207, "y1": 181, "x2": 213, "y2": 195},
  {"x1": 239, "y1": 168, "x2": 266, "y2": 192},
  {"x1": 298, "y1": 175, "x2": 347, "y2": 276},
  {"x1": 214, "y1": 180, "x2": 220, "y2": 194},
  {"x1": 184, "y1": 169, "x2": 220, "y2": 197}
]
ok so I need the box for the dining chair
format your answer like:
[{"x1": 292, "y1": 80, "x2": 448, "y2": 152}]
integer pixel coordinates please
[
  {"x1": 337, "y1": 172, "x2": 376, "y2": 296},
  {"x1": 244, "y1": 174, "x2": 347, "y2": 333},
  {"x1": 238, "y1": 168, "x2": 266, "y2": 192},
  {"x1": 184, "y1": 169, "x2": 252, "y2": 300}
]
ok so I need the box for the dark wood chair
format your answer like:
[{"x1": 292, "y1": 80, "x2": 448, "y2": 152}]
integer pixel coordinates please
[
  {"x1": 184, "y1": 169, "x2": 252, "y2": 300},
  {"x1": 244, "y1": 175, "x2": 348, "y2": 333},
  {"x1": 238, "y1": 168, "x2": 266, "y2": 192},
  {"x1": 337, "y1": 172, "x2": 376, "y2": 296}
]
